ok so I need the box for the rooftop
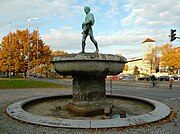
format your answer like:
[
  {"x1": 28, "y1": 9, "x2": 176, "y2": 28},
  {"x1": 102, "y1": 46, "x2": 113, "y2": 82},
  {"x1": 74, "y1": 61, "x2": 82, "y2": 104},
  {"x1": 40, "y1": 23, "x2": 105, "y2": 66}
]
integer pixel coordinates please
[{"x1": 142, "y1": 38, "x2": 155, "y2": 43}]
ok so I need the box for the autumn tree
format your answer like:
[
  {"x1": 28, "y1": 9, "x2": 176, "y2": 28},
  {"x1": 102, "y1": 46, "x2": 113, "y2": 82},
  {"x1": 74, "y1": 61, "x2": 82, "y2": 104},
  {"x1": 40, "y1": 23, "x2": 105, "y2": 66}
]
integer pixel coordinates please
[
  {"x1": 133, "y1": 65, "x2": 139, "y2": 81},
  {"x1": 52, "y1": 50, "x2": 67, "y2": 56},
  {"x1": 0, "y1": 29, "x2": 52, "y2": 77},
  {"x1": 133, "y1": 65, "x2": 139, "y2": 75},
  {"x1": 174, "y1": 47, "x2": 180, "y2": 71},
  {"x1": 123, "y1": 64, "x2": 128, "y2": 71},
  {"x1": 144, "y1": 47, "x2": 159, "y2": 74},
  {"x1": 159, "y1": 43, "x2": 180, "y2": 74}
]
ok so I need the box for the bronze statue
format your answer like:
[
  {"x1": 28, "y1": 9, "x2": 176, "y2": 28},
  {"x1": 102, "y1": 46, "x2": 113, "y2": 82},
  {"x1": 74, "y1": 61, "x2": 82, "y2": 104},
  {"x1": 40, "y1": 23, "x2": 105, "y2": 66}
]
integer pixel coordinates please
[{"x1": 80, "y1": 6, "x2": 99, "y2": 54}]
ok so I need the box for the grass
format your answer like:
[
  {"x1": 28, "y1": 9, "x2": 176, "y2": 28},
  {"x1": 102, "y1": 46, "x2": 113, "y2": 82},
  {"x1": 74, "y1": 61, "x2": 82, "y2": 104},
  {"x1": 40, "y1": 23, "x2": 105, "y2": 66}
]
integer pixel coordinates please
[{"x1": 0, "y1": 78, "x2": 67, "y2": 89}]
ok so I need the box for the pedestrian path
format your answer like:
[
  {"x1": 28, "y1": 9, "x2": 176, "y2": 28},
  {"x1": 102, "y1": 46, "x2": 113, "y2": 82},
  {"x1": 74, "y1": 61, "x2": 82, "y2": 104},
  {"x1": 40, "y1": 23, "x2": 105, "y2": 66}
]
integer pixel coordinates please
[{"x1": 166, "y1": 97, "x2": 180, "y2": 101}]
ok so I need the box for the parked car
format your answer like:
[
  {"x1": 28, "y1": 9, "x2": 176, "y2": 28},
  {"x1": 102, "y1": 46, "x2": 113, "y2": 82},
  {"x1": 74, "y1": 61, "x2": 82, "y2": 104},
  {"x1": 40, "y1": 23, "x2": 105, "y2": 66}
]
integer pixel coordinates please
[
  {"x1": 158, "y1": 76, "x2": 169, "y2": 81},
  {"x1": 37, "y1": 73, "x2": 42, "y2": 78},
  {"x1": 122, "y1": 76, "x2": 134, "y2": 80},
  {"x1": 138, "y1": 77, "x2": 150, "y2": 81},
  {"x1": 106, "y1": 75, "x2": 122, "y2": 81},
  {"x1": 172, "y1": 75, "x2": 180, "y2": 80},
  {"x1": 111, "y1": 75, "x2": 122, "y2": 80}
]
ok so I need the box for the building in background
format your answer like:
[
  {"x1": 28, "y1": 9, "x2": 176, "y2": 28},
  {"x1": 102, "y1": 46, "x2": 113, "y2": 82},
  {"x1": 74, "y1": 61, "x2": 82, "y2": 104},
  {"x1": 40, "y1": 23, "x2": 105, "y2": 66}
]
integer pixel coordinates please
[
  {"x1": 141, "y1": 38, "x2": 156, "y2": 60},
  {"x1": 124, "y1": 38, "x2": 156, "y2": 76}
]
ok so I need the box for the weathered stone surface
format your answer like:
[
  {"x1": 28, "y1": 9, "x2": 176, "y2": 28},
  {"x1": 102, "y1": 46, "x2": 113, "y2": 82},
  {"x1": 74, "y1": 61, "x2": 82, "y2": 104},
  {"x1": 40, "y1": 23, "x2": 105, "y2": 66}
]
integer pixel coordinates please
[
  {"x1": 51, "y1": 53, "x2": 127, "y2": 76},
  {"x1": 66, "y1": 99, "x2": 112, "y2": 116},
  {"x1": 51, "y1": 53, "x2": 127, "y2": 116},
  {"x1": 6, "y1": 94, "x2": 171, "y2": 128},
  {"x1": 72, "y1": 75, "x2": 106, "y2": 101}
]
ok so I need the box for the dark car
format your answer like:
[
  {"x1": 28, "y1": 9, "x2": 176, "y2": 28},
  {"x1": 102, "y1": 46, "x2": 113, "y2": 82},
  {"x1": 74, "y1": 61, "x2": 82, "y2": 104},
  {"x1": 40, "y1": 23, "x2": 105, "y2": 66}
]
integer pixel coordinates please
[
  {"x1": 158, "y1": 76, "x2": 169, "y2": 81},
  {"x1": 172, "y1": 75, "x2": 180, "y2": 80},
  {"x1": 138, "y1": 77, "x2": 150, "y2": 81}
]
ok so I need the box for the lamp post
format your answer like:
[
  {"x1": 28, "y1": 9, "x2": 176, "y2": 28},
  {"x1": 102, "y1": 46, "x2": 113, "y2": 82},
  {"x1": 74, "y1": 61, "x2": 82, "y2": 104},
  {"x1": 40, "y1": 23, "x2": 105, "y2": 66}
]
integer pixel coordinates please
[
  {"x1": 8, "y1": 22, "x2": 11, "y2": 81},
  {"x1": 27, "y1": 17, "x2": 39, "y2": 82},
  {"x1": 36, "y1": 27, "x2": 39, "y2": 76}
]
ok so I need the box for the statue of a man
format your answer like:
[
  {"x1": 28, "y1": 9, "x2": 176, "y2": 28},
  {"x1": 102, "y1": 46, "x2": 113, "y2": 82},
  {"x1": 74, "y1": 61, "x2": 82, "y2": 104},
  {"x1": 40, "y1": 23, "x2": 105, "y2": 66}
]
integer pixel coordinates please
[{"x1": 80, "y1": 6, "x2": 99, "y2": 54}]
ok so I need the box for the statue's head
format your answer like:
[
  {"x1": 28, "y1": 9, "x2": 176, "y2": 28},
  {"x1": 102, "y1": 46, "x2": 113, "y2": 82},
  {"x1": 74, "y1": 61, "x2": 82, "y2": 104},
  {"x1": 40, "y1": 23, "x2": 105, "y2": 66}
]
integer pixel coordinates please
[{"x1": 84, "y1": 6, "x2": 91, "y2": 14}]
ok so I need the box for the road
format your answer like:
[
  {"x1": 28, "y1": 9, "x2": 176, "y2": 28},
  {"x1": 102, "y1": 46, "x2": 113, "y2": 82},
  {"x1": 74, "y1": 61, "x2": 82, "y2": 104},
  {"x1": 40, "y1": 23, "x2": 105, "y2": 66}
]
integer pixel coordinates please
[
  {"x1": 33, "y1": 77, "x2": 180, "y2": 103},
  {"x1": 106, "y1": 81, "x2": 180, "y2": 103}
]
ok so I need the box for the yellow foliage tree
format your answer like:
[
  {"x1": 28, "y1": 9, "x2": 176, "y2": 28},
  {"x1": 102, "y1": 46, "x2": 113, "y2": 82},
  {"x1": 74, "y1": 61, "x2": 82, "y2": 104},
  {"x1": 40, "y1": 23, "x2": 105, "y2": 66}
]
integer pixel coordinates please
[
  {"x1": 144, "y1": 47, "x2": 159, "y2": 74},
  {"x1": 159, "y1": 43, "x2": 180, "y2": 70},
  {"x1": 0, "y1": 29, "x2": 52, "y2": 77},
  {"x1": 52, "y1": 50, "x2": 67, "y2": 56},
  {"x1": 123, "y1": 64, "x2": 128, "y2": 71}
]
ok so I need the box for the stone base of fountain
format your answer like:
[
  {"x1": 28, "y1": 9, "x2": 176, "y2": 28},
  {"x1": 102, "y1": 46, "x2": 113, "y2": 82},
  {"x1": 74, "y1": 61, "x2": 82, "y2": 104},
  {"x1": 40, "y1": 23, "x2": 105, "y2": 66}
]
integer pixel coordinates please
[
  {"x1": 72, "y1": 75, "x2": 106, "y2": 101},
  {"x1": 67, "y1": 75, "x2": 112, "y2": 116},
  {"x1": 66, "y1": 99, "x2": 112, "y2": 116}
]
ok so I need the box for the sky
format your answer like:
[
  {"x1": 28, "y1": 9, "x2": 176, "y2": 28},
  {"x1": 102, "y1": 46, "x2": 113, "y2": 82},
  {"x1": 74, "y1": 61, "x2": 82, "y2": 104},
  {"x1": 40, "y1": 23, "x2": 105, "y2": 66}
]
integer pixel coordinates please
[{"x1": 0, "y1": 0, "x2": 180, "y2": 59}]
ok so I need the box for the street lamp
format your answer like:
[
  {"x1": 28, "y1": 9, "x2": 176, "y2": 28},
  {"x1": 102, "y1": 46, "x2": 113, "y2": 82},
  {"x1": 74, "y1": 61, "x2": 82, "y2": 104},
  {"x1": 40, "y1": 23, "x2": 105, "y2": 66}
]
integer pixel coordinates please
[
  {"x1": 27, "y1": 17, "x2": 39, "y2": 82},
  {"x1": 8, "y1": 22, "x2": 11, "y2": 81},
  {"x1": 36, "y1": 27, "x2": 39, "y2": 76}
]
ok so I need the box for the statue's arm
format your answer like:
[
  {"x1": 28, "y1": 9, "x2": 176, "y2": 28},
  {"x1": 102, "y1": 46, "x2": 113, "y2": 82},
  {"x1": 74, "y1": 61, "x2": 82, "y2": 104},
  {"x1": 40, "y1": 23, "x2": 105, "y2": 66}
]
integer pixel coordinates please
[
  {"x1": 82, "y1": 20, "x2": 92, "y2": 29},
  {"x1": 84, "y1": 13, "x2": 94, "y2": 25},
  {"x1": 84, "y1": 20, "x2": 92, "y2": 25}
]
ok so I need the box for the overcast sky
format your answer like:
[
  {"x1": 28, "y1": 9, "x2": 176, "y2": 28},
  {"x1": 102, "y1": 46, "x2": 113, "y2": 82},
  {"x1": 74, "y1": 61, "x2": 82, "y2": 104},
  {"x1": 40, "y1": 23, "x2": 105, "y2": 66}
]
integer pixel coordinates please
[{"x1": 0, "y1": 0, "x2": 180, "y2": 59}]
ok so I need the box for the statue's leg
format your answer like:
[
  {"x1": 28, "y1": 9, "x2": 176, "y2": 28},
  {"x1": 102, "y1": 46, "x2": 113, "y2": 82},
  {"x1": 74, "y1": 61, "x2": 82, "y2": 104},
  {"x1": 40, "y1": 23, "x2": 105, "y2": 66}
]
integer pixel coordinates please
[
  {"x1": 80, "y1": 33, "x2": 88, "y2": 53},
  {"x1": 89, "y1": 28, "x2": 99, "y2": 53}
]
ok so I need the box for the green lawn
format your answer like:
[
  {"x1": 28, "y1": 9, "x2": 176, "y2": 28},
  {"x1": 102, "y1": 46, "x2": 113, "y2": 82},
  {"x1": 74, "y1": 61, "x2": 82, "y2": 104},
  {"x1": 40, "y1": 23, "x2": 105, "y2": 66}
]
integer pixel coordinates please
[{"x1": 0, "y1": 78, "x2": 67, "y2": 89}]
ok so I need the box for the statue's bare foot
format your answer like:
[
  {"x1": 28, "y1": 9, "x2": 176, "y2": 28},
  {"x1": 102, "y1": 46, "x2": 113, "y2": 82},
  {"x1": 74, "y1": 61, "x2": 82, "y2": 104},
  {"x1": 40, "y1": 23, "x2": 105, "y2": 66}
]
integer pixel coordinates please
[
  {"x1": 94, "y1": 49, "x2": 99, "y2": 54},
  {"x1": 79, "y1": 51, "x2": 85, "y2": 54}
]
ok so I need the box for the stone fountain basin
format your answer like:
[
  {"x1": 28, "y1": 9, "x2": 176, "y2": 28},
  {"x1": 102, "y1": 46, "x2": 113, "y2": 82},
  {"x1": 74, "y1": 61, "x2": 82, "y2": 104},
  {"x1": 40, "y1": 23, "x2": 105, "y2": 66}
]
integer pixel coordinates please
[
  {"x1": 6, "y1": 94, "x2": 170, "y2": 128},
  {"x1": 51, "y1": 53, "x2": 127, "y2": 76}
]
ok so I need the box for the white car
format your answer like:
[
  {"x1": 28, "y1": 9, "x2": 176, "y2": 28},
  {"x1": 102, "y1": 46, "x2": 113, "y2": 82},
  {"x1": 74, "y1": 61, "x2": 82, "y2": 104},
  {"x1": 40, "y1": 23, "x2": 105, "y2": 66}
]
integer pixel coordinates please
[{"x1": 122, "y1": 76, "x2": 134, "y2": 80}]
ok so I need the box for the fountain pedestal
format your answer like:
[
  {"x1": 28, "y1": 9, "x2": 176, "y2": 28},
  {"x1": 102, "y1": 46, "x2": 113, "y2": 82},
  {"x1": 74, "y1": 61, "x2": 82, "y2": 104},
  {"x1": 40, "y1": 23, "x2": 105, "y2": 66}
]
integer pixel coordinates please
[
  {"x1": 72, "y1": 75, "x2": 106, "y2": 101},
  {"x1": 67, "y1": 75, "x2": 109, "y2": 116},
  {"x1": 51, "y1": 53, "x2": 127, "y2": 116}
]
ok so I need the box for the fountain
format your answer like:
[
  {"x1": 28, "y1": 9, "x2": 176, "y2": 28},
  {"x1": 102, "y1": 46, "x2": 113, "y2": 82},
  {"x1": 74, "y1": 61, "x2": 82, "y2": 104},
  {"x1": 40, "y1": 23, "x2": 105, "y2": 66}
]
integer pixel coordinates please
[
  {"x1": 51, "y1": 53, "x2": 127, "y2": 116},
  {"x1": 6, "y1": 6, "x2": 170, "y2": 129}
]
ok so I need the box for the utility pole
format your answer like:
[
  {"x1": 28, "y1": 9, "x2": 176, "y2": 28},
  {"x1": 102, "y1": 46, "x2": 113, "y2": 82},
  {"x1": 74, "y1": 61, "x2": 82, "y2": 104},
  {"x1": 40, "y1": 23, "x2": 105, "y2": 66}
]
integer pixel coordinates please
[
  {"x1": 36, "y1": 27, "x2": 39, "y2": 76},
  {"x1": 27, "y1": 17, "x2": 39, "y2": 82},
  {"x1": 8, "y1": 22, "x2": 11, "y2": 81}
]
